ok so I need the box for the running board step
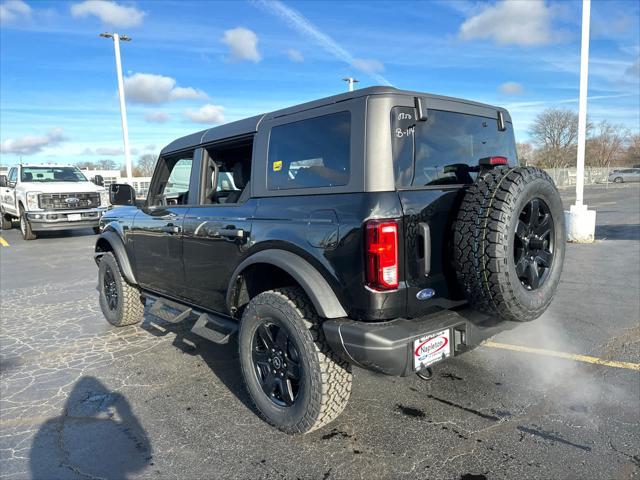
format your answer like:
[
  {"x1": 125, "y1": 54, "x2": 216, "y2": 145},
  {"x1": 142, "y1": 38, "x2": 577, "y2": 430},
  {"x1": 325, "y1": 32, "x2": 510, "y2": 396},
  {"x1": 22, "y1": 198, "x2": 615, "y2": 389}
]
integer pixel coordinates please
[
  {"x1": 190, "y1": 313, "x2": 238, "y2": 344},
  {"x1": 147, "y1": 298, "x2": 193, "y2": 324}
]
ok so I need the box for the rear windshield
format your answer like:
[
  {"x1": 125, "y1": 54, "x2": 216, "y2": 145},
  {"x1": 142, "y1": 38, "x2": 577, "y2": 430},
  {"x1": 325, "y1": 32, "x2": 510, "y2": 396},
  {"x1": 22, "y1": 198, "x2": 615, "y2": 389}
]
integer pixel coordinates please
[{"x1": 391, "y1": 107, "x2": 517, "y2": 188}]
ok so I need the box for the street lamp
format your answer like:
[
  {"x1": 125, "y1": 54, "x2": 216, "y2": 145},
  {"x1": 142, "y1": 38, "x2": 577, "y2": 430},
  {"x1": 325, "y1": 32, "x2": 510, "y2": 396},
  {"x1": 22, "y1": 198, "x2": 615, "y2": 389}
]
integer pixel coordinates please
[
  {"x1": 342, "y1": 77, "x2": 359, "y2": 92},
  {"x1": 565, "y1": 0, "x2": 596, "y2": 243},
  {"x1": 100, "y1": 32, "x2": 133, "y2": 185}
]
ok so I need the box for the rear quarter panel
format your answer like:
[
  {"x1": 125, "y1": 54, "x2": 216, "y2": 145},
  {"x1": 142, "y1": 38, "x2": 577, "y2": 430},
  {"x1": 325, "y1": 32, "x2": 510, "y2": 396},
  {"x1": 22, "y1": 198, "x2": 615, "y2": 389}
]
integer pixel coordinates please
[{"x1": 251, "y1": 192, "x2": 406, "y2": 320}]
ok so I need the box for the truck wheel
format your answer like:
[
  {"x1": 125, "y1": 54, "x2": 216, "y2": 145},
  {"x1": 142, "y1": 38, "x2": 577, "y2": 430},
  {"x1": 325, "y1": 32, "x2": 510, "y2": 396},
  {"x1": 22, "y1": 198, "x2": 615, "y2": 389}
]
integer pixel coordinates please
[
  {"x1": 98, "y1": 252, "x2": 145, "y2": 327},
  {"x1": 238, "y1": 287, "x2": 352, "y2": 434},
  {"x1": 0, "y1": 212, "x2": 12, "y2": 230},
  {"x1": 453, "y1": 167, "x2": 566, "y2": 322},
  {"x1": 19, "y1": 207, "x2": 36, "y2": 240}
]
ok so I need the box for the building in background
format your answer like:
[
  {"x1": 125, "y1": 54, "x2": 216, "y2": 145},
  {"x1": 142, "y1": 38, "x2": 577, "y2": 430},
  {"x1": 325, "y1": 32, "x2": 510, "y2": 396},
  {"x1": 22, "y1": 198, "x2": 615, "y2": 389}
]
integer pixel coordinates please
[{"x1": 79, "y1": 168, "x2": 151, "y2": 198}]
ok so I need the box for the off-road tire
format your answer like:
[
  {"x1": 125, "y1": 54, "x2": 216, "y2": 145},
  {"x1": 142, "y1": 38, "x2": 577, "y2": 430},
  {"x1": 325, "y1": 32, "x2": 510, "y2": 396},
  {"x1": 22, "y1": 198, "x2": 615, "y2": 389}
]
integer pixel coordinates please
[
  {"x1": 453, "y1": 167, "x2": 565, "y2": 322},
  {"x1": 0, "y1": 212, "x2": 12, "y2": 230},
  {"x1": 19, "y1": 206, "x2": 36, "y2": 240},
  {"x1": 239, "y1": 287, "x2": 352, "y2": 434},
  {"x1": 98, "y1": 252, "x2": 145, "y2": 327}
]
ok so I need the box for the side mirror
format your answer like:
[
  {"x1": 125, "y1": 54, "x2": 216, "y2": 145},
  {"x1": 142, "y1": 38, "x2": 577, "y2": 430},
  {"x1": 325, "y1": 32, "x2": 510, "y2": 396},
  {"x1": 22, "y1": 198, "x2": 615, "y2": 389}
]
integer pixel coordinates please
[
  {"x1": 0, "y1": 176, "x2": 7, "y2": 188},
  {"x1": 109, "y1": 183, "x2": 136, "y2": 206},
  {"x1": 92, "y1": 175, "x2": 104, "y2": 187}
]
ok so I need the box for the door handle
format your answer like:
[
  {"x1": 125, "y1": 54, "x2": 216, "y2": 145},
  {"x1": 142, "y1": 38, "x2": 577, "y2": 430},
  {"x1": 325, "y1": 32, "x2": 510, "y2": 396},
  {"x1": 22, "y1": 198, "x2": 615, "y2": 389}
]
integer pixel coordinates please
[
  {"x1": 161, "y1": 224, "x2": 181, "y2": 234},
  {"x1": 206, "y1": 228, "x2": 244, "y2": 238}
]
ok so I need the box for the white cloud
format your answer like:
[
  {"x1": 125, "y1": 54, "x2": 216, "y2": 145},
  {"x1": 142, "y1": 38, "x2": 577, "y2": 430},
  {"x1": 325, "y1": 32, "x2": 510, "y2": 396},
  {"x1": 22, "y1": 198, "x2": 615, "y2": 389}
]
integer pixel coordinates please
[
  {"x1": 82, "y1": 146, "x2": 139, "y2": 156},
  {"x1": 124, "y1": 73, "x2": 208, "y2": 104},
  {"x1": 255, "y1": 0, "x2": 391, "y2": 85},
  {"x1": 184, "y1": 104, "x2": 225, "y2": 124},
  {"x1": 145, "y1": 111, "x2": 170, "y2": 123},
  {"x1": 1, "y1": 128, "x2": 66, "y2": 155},
  {"x1": 143, "y1": 144, "x2": 156, "y2": 151},
  {"x1": 71, "y1": 0, "x2": 145, "y2": 28},
  {"x1": 499, "y1": 81, "x2": 524, "y2": 95},
  {"x1": 287, "y1": 48, "x2": 304, "y2": 62},
  {"x1": 459, "y1": 0, "x2": 558, "y2": 46},
  {"x1": 353, "y1": 58, "x2": 385, "y2": 74},
  {"x1": 222, "y1": 27, "x2": 261, "y2": 62},
  {"x1": 0, "y1": 0, "x2": 31, "y2": 25}
]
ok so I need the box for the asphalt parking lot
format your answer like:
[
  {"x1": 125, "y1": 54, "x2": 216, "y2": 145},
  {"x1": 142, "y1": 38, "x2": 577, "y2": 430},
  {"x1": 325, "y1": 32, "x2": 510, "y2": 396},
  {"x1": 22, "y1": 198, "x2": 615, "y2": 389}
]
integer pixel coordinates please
[{"x1": 1, "y1": 183, "x2": 639, "y2": 480}]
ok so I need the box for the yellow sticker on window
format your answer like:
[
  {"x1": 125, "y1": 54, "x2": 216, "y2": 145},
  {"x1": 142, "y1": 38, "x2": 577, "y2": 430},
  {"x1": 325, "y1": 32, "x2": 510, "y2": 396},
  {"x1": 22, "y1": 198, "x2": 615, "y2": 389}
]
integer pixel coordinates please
[{"x1": 273, "y1": 160, "x2": 283, "y2": 172}]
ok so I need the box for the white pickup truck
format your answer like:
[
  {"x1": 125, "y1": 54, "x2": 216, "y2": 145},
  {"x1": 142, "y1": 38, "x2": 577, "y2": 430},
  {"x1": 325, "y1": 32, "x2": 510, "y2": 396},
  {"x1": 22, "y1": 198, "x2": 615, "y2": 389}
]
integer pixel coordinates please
[{"x1": 0, "y1": 164, "x2": 109, "y2": 240}]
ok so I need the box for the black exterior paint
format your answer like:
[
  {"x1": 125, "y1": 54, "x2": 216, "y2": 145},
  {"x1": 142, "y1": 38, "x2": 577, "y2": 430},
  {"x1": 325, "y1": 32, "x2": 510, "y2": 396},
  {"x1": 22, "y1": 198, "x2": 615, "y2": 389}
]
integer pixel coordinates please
[{"x1": 97, "y1": 86, "x2": 518, "y2": 348}]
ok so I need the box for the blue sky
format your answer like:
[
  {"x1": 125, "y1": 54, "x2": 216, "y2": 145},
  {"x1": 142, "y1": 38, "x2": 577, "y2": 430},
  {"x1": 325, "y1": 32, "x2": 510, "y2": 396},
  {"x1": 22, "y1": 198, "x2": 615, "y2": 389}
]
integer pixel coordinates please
[{"x1": 1, "y1": 0, "x2": 639, "y2": 166}]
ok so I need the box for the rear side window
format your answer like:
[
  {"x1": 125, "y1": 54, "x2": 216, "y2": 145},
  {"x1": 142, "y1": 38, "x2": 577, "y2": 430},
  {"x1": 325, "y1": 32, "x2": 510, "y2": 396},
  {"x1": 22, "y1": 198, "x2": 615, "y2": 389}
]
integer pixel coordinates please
[
  {"x1": 267, "y1": 111, "x2": 351, "y2": 190},
  {"x1": 392, "y1": 107, "x2": 517, "y2": 188}
]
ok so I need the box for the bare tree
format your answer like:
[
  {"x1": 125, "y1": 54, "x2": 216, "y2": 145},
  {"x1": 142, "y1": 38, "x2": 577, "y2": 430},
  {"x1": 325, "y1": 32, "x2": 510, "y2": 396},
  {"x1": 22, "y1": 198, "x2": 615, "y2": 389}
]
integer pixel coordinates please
[
  {"x1": 621, "y1": 133, "x2": 640, "y2": 166},
  {"x1": 516, "y1": 142, "x2": 534, "y2": 166},
  {"x1": 97, "y1": 159, "x2": 118, "y2": 170},
  {"x1": 529, "y1": 109, "x2": 580, "y2": 169},
  {"x1": 585, "y1": 121, "x2": 625, "y2": 168},
  {"x1": 75, "y1": 161, "x2": 98, "y2": 169},
  {"x1": 136, "y1": 154, "x2": 157, "y2": 177}
]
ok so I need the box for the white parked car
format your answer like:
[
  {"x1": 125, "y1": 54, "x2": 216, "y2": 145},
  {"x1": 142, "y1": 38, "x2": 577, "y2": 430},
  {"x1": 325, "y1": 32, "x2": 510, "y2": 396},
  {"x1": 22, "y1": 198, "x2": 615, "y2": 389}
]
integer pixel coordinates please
[{"x1": 0, "y1": 164, "x2": 109, "y2": 240}]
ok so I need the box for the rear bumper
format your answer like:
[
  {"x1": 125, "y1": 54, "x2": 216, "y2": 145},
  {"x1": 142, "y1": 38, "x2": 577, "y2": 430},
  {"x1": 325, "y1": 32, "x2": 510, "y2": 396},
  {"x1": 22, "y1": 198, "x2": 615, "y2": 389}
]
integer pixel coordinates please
[{"x1": 323, "y1": 309, "x2": 517, "y2": 376}]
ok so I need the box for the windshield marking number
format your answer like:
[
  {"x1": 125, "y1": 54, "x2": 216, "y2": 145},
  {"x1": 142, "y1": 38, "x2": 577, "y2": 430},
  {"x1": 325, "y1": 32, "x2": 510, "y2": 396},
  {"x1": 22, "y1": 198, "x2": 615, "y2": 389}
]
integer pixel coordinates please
[{"x1": 395, "y1": 126, "x2": 415, "y2": 138}]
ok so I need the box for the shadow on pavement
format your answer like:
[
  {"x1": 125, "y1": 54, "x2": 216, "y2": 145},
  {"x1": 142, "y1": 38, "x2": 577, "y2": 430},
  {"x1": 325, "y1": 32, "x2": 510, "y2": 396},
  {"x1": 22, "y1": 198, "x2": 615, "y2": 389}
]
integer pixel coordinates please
[
  {"x1": 596, "y1": 224, "x2": 640, "y2": 241},
  {"x1": 29, "y1": 376, "x2": 152, "y2": 479},
  {"x1": 140, "y1": 311, "x2": 256, "y2": 414}
]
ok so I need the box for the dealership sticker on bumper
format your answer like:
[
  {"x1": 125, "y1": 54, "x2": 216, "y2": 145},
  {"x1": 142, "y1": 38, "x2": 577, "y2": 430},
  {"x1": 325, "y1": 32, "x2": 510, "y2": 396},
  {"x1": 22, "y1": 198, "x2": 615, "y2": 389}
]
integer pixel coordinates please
[
  {"x1": 67, "y1": 214, "x2": 82, "y2": 221},
  {"x1": 414, "y1": 329, "x2": 451, "y2": 369}
]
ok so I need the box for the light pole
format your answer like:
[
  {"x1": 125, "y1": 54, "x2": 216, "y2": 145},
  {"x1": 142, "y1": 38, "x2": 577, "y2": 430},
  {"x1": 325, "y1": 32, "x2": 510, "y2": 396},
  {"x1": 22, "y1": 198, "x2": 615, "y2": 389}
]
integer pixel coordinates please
[
  {"x1": 342, "y1": 77, "x2": 359, "y2": 92},
  {"x1": 100, "y1": 32, "x2": 133, "y2": 185},
  {"x1": 565, "y1": 0, "x2": 596, "y2": 243}
]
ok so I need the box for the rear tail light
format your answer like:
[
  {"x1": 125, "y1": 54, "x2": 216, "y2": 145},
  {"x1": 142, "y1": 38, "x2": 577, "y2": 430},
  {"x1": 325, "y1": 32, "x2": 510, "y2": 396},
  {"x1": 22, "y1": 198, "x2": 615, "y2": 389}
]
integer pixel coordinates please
[
  {"x1": 365, "y1": 220, "x2": 399, "y2": 290},
  {"x1": 479, "y1": 156, "x2": 508, "y2": 166}
]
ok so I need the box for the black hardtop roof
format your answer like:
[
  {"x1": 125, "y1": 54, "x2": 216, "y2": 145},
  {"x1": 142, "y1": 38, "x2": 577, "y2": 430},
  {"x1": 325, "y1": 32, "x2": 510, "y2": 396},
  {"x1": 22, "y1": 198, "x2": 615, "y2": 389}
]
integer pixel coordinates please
[{"x1": 161, "y1": 86, "x2": 506, "y2": 154}]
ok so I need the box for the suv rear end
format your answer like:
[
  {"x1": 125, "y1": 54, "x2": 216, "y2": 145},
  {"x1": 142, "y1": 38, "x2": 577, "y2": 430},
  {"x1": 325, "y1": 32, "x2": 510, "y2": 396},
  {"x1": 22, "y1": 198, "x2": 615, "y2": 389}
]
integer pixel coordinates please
[{"x1": 318, "y1": 91, "x2": 521, "y2": 375}]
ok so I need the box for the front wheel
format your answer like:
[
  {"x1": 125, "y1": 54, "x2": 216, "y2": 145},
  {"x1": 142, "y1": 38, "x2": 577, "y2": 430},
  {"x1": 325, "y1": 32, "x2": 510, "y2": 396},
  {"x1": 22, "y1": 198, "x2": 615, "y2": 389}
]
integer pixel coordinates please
[
  {"x1": 19, "y1": 207, "x2": 36, "y2": 240},
  {"x1": 98, "y1": 252, "x2": 145, "y2": 326},
  {"x1": 238, "y1": 287, "x2": 352, "y2": 434},
  {"x1": 613, "y1": 177, "x2": 623, "y2": 183}
]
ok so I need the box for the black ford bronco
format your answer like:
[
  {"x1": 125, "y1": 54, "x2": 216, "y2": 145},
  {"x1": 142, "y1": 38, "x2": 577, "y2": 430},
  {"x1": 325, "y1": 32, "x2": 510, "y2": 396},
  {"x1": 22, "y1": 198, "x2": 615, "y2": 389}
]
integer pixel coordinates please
[{"x1": 95, "y1": 87, "x2": 565, "y2": 434}]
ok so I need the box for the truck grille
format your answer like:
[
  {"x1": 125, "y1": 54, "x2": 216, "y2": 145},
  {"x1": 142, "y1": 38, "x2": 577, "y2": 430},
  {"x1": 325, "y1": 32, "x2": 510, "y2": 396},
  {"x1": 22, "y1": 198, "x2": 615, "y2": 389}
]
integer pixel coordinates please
[{"x1": 38, "y1": 193, "x2": 100, "y2": 210}]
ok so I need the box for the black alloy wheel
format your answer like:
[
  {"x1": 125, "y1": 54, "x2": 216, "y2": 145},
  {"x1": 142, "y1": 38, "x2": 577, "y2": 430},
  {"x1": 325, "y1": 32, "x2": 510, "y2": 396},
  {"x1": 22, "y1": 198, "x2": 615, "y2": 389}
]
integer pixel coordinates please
[
  {"x1": 252, "y1": 322, "x2": 301, "y2": 407},
  {"x1": 103, "y1": 264, "x2": 119, "y2": 311},
  {"x1": 514, "y1": 197, "x2": 554, "y2": 290}
]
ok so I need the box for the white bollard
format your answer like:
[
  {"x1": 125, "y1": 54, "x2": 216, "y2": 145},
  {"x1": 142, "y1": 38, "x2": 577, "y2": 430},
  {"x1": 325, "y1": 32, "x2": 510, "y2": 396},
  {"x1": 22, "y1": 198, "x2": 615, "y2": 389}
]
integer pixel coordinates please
[{"x1": 564, "y1": 204, "x2": 596, "y2": 243}]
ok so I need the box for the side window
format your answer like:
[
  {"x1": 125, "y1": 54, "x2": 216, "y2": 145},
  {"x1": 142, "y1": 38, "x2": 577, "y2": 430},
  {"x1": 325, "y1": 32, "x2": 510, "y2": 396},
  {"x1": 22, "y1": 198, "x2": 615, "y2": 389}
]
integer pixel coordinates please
[
  {"x1": 267, "y1": 111, "x2": 351, "y2": 190},
  {"x1": 202, "y1": 138, "x2": 253, "y2": 205},
  {"x1": 8, "y1": 168, "x2": 17, "y2": 184},
  {"x1": 148, "y1": 154, "x2": 194, "y2": 206}
]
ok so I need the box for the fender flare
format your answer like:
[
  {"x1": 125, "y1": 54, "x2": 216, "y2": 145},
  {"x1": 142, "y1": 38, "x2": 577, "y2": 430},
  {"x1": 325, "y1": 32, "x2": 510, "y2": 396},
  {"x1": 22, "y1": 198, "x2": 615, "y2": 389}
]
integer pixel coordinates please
[
  {"x1": 94, "y1": 230, "x2": 137, "y2": 285},
  {"x1": 226, "y1": 249, "x2": 348, "y2": 319}
]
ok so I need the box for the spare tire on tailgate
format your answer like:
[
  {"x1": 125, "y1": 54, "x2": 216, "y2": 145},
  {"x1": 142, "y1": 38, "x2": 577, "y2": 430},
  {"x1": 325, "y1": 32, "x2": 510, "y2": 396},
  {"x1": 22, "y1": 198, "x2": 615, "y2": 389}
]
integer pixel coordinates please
[{"x1": 453, "y1": 166, "x2": 566, "y2": 322}]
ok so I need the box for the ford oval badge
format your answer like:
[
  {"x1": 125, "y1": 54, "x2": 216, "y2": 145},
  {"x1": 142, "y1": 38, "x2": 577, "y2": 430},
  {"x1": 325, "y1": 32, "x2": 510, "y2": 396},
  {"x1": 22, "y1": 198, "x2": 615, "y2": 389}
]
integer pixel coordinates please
[{"x1": 416, "y1": 288, "x2": 435, "y2": 300}]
